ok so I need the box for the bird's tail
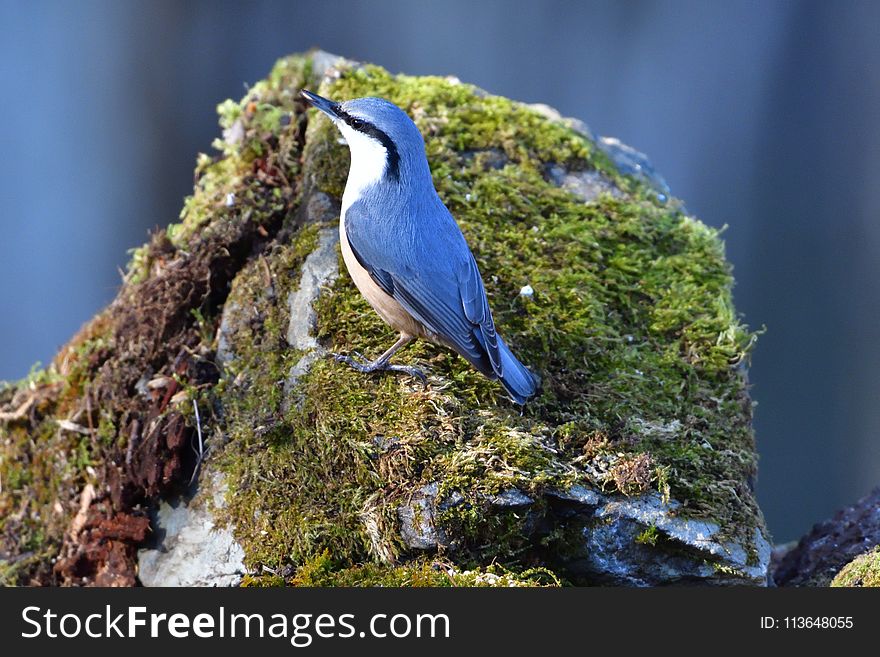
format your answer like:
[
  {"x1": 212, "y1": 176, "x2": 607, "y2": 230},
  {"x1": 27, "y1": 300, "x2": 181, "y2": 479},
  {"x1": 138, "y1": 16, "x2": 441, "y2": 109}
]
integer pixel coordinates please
[{"x1": 496, "y1": 336, "x2": 541, "y2": 405}]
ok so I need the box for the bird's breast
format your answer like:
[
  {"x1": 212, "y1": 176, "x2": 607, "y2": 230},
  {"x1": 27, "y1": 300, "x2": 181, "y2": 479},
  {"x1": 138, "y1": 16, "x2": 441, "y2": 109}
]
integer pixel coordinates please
[{"x1": 338, "y1": 211, "x2": 424, "y2": 339}]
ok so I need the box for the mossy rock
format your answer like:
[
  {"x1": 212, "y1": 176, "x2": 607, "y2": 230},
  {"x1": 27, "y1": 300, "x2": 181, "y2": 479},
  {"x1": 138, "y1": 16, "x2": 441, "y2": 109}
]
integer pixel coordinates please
[
  {"x1": 0, "y1": 51, "x2": 768, "y2": 587},
  {"x1": 831, "y1": 547, "x2": 880, "y2": 587}
]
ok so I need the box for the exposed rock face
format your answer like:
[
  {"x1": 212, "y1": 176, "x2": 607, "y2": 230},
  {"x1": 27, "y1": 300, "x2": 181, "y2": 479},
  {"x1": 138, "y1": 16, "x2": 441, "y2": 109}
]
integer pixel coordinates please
[
  {"x1": 398, "y1": 484, "x2": 769, "y2": 585},
  {"x1": 596, "y1": 137, "x2": 671, "y2": 200},
  {"x1": 772, "y1": 487, "x2": 880, "y2": 587},
  {"x1": 1, "y1": 51, "x2": 767, "y2": 587},
  {"x1": 138, "y1": 473, "x2": 245, "y2": 587}
]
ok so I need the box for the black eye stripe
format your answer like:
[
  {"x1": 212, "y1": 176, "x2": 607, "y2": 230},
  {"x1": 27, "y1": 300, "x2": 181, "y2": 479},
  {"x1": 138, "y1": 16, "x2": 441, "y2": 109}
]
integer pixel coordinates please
[{"x1": 335, "y1": 107, "x2": 400, "y2": 181}]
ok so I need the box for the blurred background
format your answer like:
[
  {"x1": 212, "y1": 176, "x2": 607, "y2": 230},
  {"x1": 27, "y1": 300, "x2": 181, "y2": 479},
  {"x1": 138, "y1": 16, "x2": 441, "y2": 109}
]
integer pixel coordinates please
[{"x1": 0, "y1": 0, "x2": 878, "y2": 543}]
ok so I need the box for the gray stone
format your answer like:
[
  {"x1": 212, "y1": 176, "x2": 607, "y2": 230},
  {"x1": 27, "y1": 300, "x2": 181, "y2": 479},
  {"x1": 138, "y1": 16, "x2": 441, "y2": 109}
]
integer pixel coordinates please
[
  {"x1": 597, "y1": 136, "x2": 671, "y2": 198},
  {"x1": 282, "y1": 225, "x2": 340, "y2": 411},
  {"x1": 310, "y1": 50, "x2": 357, "y2": 82},
  {"x1": 285, "y1": 226, "x2": 339, "y2": 352},
  {"x1": 527, "y1": 102, "x2": 595, "y2": 141},
  {"x1": 395, "y1": 480, "x2": 769, "y2": 584},
  {"x1": 372, "y1": 434, "x2": 400, "y2": 453},
  {"x1": 546, "y1": 164, "x2": 622, "y2": 203},
  {"x1": 138, "y1": 473, "x2": 246, "y2": 587},
  {"x1": 215, "y1": 299, "x2": 241, "y2": 366},
  {"x1": 398, "y1": 483, "x2": 444, "y2": 550},
  {"x1": 437, "y1": 490, "x2": 465, "y2": 510},
  {"x1": 772, "y1": 486, "x2": 880, "y2": 587},
  {"x1": 548, "y1": 485, "x2": 604, "y2": 508},
  {"x1": 577, "y1": 516, "x2": 715, "y2": 586},
  {"x1": 398, "y1": 485, "x2": 536, "y2": 550},
  {"x1": 563, "y1": 493, "x2": 770, "y2": 585},
  {"x1": 491, "y1": 489, "x2": 534, "y2": 507}
]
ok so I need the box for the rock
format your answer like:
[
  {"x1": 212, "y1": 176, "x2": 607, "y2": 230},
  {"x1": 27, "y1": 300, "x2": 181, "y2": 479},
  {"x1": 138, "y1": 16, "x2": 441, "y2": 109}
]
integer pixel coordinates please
[
  {"x1": 574, "y1": 495, "x2": 769, "y2": 585},
  {"x1": 398, "y1": 484, "x2": 445, "y2": 550},
  {"x1": 491, "y1": 489, "x2": 534, "y2": 507},
  {"x1": 597, "y1": 136, "x2": 671, "y2": 199},
  {"x1": 772, "y1": 487, "x2": 880, "y2": 587},
  {"x1": 0, "y1": 50, "x2": 767, "y2": 587},
  {"x1": 402, "y1": 484, "x2": 769, "y2": 585},
  {"x1": 138, "y1": 473, "x2": 245, "y2": 587},
  {"x1": 282, "y1": 224, "x2": 340, "y2": 410},
  {"x1": 545, "y1": 164, "x2": 622, "y2": 203},
  {"x1": 526, "y1": 102, "x2": 595, "y2": 141},
  {"x1": 285, "y1": 225, "x2": 340, "y2": 351},
  {"x1": 215, "y1": 299, "x2": 241, "y2": 366},
  {"x1": 548, "y1": 485, "x2": 604, "y2": 507}
]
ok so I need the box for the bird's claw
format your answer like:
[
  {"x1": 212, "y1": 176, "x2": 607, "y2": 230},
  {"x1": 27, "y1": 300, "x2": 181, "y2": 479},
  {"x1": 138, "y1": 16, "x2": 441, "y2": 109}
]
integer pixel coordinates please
[
  {"x1": 330, "y1": 351, "x2": 428, "y2": 387},
  {"x1": 331, "y1": 352, "x2": 368, "y2": 370},
  {"x1": 384, "y1": 364, "x2": 428, "y2": 388}
]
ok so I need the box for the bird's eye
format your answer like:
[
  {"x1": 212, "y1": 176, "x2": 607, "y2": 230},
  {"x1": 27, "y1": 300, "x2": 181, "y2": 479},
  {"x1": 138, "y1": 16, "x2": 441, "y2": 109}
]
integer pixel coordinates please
[{"x1": 350, "y1": 117, "x2": 364, "y2": 130}]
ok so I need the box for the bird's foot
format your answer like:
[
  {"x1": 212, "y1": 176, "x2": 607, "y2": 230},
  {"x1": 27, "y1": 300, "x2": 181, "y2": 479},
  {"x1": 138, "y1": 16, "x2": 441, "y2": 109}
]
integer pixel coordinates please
[
  {"x1": 382, "y1": 363, "x2": 428, "y2": 387},
  {"x1": 331, "y1": 352, "x2": 428, "y2": 388}
]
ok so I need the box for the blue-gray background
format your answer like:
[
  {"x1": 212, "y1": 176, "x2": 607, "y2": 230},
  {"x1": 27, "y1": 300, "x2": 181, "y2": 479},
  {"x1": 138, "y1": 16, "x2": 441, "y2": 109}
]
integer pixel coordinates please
[{"x1": 1, "y1": 0, "x2": 878, "y2": 543}]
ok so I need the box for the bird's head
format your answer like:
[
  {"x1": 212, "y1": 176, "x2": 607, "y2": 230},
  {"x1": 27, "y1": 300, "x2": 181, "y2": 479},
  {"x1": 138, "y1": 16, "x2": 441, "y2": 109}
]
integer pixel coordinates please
[{"x1": 300, "y1": 90, "x2": 427, "y2": 184}]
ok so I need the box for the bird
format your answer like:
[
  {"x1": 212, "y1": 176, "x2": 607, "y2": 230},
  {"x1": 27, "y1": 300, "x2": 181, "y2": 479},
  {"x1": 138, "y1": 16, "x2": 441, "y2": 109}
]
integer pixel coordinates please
[{"x1": 300, "y1": 89, "x2": 540, "y2": 404}]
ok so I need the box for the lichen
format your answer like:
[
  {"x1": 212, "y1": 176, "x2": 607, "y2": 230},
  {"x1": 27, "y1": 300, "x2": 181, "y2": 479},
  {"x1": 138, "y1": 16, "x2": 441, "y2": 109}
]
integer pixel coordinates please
[{"x1": 831, "y1": 546, "x2": 880, "y2": 587}]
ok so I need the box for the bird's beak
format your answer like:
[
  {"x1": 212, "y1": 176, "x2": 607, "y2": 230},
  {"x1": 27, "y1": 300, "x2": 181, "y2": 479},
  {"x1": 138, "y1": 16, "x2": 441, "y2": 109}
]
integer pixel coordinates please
[{"x1": 300, "y1": 89, "x2": 340, "y2": 119}]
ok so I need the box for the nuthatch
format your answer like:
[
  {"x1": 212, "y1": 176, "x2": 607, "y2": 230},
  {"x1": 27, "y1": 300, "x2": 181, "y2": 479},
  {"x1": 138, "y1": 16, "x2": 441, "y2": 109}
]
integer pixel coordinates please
[{"x1": 301, "y1": 90, "x2": 540, "y2": 404}]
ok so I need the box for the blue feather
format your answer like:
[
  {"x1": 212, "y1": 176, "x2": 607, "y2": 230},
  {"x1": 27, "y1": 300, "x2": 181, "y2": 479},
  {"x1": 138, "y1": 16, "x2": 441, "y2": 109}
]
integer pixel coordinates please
[{"x1": 327, "y1": 95, "x2": 539, "y2": 403}]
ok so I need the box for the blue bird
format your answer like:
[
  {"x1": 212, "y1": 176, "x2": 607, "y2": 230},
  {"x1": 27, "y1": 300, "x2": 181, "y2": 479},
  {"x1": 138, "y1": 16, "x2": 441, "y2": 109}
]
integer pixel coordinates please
[{"x1": 301, "y1": 89, "x2": 540, "y2": 404}]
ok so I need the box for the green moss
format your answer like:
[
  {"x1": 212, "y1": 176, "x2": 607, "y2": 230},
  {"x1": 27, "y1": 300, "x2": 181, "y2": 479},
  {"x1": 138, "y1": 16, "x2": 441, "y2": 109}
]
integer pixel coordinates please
[
  {"x1": 636, "y1": 526, "x2": 660, "y2": 547},
  {"x1": 0, "y1": 53, "x2": 314, "y2": 585},
  {"x1": 831, "y1": 547, "x2": 880, "y2": 587},
  {"x1": 300, "y1": 116, "x2": 350, "y2": 199},
  {"x1": 0, "y1": 308, "x2": 120, "y2": 583},
  {"x1": 216, "y1": 54, "x2": 762, "y2": 585},
  {"x1": 319, "y1": 64, "x2": 758, "y2": 534},
  {"x1": 240, "y1": 550, "x2": 557, "y2": 587},
  {"x1": 137, "y1": 56, "x2": 308, "y2": 259},
  {"x1": 217, "y1": 221, "x2": 391, "y2": 571},
  {"x1": 0, "y1": 405, "x2": 97, "y2": 584},
  {"x1": 3, "y1": 51, "x2": 762, "y2": 586}
]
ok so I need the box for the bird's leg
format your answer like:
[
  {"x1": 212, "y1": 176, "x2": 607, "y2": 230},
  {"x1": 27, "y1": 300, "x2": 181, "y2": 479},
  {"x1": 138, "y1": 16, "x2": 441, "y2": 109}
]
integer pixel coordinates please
[{"x1": 332, "y1": 334, "x2": 427, "y2": 386}]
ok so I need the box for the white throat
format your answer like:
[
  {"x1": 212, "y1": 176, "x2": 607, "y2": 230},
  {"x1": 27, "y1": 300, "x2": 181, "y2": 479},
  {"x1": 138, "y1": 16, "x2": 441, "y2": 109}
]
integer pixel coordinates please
[{"x1": 338, "y1": 120, "x2": 388, "y2": 217}]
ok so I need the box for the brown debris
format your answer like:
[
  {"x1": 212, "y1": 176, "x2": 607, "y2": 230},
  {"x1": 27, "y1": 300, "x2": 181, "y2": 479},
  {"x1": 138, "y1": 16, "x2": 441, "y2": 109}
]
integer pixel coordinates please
[
  {"x1": 610, "y1": 453, "x2": 655, "y2": 496},
  {"x1": 69, "y1": 483, "x2": 96, "y2": 541},
  {"x1": 54, "y1": 504, "x2": 151, "y2": 587},
  {"x1": 0, "y1": 394, "x2": 35, "y2": 423},
  {"x1": 43, "y1": 211, "x2": 291, "y2": 585},
  {"x1": 0, "y1": 382, "x2": 62, "y2": 424},
  {"x1": 3, "y1": 67, "x2": 309, "y2": 586}
]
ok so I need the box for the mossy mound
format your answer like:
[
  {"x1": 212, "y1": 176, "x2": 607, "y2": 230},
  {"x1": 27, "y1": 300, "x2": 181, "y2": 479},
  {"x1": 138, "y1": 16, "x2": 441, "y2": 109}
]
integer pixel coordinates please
[
  {"x1": 1, "y1": 51, "x2": 767, "y2": 586},
  {"x1": 0, "y1": 55, "x2": 312, "y2": 585},
  {"x1": 831, "y1": 547, "x2": 880, "y2": 587},
  {"x1": 212, "y1": 54, "x2": 766, "y2": 585}
]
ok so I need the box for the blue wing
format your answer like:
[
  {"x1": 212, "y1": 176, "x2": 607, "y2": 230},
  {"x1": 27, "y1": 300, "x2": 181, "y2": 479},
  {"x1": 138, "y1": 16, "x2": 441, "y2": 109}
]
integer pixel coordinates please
[{"x1": 344, "y1": 198, "x2": 501, "y2": 377}]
